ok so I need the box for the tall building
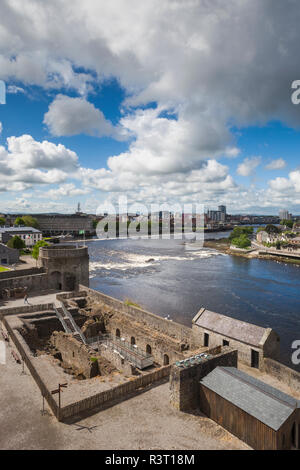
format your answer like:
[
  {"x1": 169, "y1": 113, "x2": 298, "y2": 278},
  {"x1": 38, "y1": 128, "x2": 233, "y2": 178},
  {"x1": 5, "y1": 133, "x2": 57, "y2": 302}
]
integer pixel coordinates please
[
  {"x1": 218, "y1": 205, "x2": 226, "y2": 222},
  {"x1": 279, "y1": 209, "x2": 292, "y2": 220}
]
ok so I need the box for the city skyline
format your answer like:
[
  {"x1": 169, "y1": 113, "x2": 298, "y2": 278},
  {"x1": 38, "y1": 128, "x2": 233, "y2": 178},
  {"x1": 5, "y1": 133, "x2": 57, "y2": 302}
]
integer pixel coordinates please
[{"x1": 0, "y1": 2, "x2": 300, "y2": 215}]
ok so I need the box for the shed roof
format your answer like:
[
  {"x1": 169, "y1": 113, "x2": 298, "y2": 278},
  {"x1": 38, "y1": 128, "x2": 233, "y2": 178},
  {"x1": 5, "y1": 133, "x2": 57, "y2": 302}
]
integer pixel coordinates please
[
  {"x1": 200, "y1": 367, "x2": 299, "y2": 430},
  {"x1": 193, "y1": 308, "x2": 269, "y2": 347}
]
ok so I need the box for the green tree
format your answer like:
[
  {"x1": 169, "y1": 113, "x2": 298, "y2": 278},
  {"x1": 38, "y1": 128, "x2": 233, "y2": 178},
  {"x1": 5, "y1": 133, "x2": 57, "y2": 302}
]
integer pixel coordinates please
[
  {"x1": 22, "y1": 215, "x2": 39, "y2": 228},
  {"x1": 231, "y1": 234, "x2": 251, "y2": 249},
  {"x1": 0, "y1": 217, "x2": 5, "y2": 226},
  {"x1": 14, "y1": 216, "x2": 25, "y2": 226},
  {"x1": 7, "y1": 235, "x2": 26, "y2": 250},
  {"x1": 32, "y1": 240, "x2": 49, "y2": 260},
  {"x1": 14, "y1": 215, "x2": 39, "y2": 228},
  {"x1": 280, "y1": 219, "x2": 293, "y2": 229},
  {"x1": 229, "y1": 226, "x2": 253, "y2": 241}
]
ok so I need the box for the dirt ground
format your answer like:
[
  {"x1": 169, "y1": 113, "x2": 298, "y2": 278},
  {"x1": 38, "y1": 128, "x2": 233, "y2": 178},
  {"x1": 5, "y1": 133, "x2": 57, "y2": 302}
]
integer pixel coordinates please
[{"x1": 0, "y1": 339, "x2": 249, "y2": 450}]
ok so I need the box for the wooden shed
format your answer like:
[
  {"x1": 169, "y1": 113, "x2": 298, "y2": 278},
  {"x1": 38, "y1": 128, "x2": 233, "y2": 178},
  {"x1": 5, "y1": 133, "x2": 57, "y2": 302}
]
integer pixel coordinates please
[{"x1": 199, "y1": 367, "x2": 300, "y2": 450}]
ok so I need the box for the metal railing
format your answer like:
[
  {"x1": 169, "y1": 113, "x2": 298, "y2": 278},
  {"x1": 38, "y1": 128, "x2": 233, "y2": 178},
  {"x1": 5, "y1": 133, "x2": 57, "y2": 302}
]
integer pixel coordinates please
[
  {"x1": 59, "y1": 301, "x2": 87, "y2": 344},
  {"x1": 87, "y1": 334, "x2": 153, "y2": 370},
  {"x1": 53, "y1": 304, "x2": 71, "y2": 334}
]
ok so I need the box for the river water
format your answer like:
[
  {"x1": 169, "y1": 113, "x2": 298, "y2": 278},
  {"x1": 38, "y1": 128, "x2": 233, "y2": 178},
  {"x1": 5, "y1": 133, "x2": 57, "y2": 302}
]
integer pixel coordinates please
[{"x1": 84, "y1": 237, "x2": 300, "y2": 370}]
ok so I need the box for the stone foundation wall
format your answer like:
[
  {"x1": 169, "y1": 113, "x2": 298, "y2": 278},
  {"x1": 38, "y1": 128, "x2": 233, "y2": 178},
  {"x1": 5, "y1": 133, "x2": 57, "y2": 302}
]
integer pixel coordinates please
[
  {"x1": 98, "y1": 343, "x2": 135, "y2": 375},
  {"x1": 106, "y1": 316, "x2": 185, "y2": 366},
  {"x1": 50, "y1": 331, "x2": 99, "y2": 378},
  {"x1": 80, "y1": 285, "x2": 196, "y2": 346},
  {"x1": 169, "y1": 347, "x2": 238, "y2": 411}
]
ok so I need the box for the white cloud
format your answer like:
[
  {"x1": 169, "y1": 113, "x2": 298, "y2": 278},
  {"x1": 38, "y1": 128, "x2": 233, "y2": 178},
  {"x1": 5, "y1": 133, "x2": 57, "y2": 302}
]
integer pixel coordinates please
[
  {"x1": 224, "y1": 147, "x2": 241, "y2": 158},
  {"x1": 44, "y1": 95, "x2": 116, "y2": 138},
  {"x1": 106, "y1": 107, "x2": 232, "y2": 176},
  {"x1": 269, "y1": 169, "x2": 300, "y2": 193},
  {"x1": 265, "y1": 158, "x2": 286, "y2": 170},
  {"x1": 7, "y1": 85, "x2": 25, "y2": 94},
  {"x1": 41, "y1": 183, "x2": 90, "y2": 200},
  {"x1": 0, "y1": 1, "x2": 299, "y2": 211},
  {"x1": 0, "y1": 135, "x2": 79, "y2": 191},
  {"x1": 237, "y1": 157, "x2": 261, "y2": 177}
]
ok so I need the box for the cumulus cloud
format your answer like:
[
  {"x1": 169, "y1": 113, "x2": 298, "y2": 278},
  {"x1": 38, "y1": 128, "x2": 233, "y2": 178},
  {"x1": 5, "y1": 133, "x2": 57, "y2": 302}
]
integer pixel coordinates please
[
  {"x1": 44, "y1": 95, "x2": 116, "y2": 138},
  {"x1": 40, "y1": 183, "x2": 90, "y2": 200},
  {"x1": 265, "y1": 158, "x2": 286, "y2": 170},
  {"x1": 269, "y1": 169, "x2": 300, "y2": 193},
  {"x1": 0, "y1": 1, "x2": 299, "y2": 210},
  {"x1": 106, "y1": 107, "x2": 232, "y2": 176},
  {"x1": 237, "y1": 157, "x2": 261, "y2": 177},
  {"x1": 0, "y1": 135, "x2": 79, "y2": 191}
]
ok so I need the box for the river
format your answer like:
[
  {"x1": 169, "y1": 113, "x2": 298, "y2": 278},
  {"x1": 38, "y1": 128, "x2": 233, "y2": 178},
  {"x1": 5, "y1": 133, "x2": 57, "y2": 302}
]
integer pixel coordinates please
[{"x1": 83, "y1": 237, "x2": 300, "y2": 370}]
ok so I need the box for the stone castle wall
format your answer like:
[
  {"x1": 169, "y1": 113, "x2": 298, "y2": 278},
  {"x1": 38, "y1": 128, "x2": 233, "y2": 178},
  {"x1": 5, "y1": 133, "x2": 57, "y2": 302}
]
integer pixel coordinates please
[
  {"x1": 81, "y1": 285, "x2": 197, "y2": 345},
  {"x1": 169, "y1": 347, "x2": 238, "y2": 411},
  {"x1": 264, "y1": 358, "x2": 300, "y2": 392},
  {"x1": 51, "y1": 331, "x2": 99, "y2": 378},
  {"x1": 39, "y1": 245, "x2": 89, "y2": 291}
]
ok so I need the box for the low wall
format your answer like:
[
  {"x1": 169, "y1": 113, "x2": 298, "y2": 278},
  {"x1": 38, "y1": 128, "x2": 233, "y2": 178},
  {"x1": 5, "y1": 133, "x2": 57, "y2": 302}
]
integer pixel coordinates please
[
  {"x1": 80, "y1": 285, "x2": 195, "y2": 345},
  {"x1": 0, "y1": 273, "x2": 48, "y2": 295},
  {"x1": 169, "y1": 347, "x2": 238, "y2": 411},
  {"x1": 2, "y1": 315, "x2": 59, "y2": 419},
  {"x1": 60, "y1": 365, "x2": 171, "y2": 421},
  {"x1": 0, "y1": 267, "x2": 44, "y2": 280},
  {"x1": 0, "y1": 303, "x2": 54, "y2": 317},
  {"x1": 264, "y1": 358, "x2": 300, "y2": 392}
]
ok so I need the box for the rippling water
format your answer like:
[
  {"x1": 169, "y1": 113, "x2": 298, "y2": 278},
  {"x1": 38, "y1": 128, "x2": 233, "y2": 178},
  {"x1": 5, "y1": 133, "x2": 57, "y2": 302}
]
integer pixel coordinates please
[{"x1": 83, "y1": 237, "x2": 300, "y2": 370}]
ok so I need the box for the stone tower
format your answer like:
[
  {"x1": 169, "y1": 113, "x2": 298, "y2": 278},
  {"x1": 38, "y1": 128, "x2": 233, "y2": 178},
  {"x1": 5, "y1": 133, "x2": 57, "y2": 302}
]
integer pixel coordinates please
[{"x1": 38, "y1": 245, "x2": 89, "y2": 291}]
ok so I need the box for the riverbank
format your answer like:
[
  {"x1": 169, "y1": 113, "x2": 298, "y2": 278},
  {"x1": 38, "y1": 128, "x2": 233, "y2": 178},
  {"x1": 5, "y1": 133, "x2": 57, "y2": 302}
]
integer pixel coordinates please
[{"x1": 204, "y1": 238, "x2": 300, "y2": 266}]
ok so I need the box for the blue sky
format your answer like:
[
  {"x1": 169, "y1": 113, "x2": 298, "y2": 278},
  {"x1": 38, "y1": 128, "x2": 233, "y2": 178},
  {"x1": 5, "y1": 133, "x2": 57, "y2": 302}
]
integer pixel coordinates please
[{"x1": 0, "y1": 1, "x2": 299, "y2": 215}]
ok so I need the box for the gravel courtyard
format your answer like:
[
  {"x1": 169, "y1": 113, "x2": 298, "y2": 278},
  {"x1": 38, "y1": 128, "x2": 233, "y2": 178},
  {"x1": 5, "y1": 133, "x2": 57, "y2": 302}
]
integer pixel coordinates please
[{"x1": 0, "y1": 339, "x2": 249, "y2": 450}]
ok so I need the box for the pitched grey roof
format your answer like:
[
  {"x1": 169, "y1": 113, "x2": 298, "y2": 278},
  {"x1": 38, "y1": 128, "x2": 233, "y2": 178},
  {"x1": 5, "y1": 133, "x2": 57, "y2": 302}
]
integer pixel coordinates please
[
  {"x1": 193, "y1": 308, "x2": 268, "y2": 346},
  {"x1": 200, "y1": 367, "x2": 299, "y2": 430}
]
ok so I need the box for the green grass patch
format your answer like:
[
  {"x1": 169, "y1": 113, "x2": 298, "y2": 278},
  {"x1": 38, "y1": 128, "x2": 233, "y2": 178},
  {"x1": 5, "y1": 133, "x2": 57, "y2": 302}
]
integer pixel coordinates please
[
  {"x1": 124, "y1": 298, "x2": 141, "y2": 308},
  {"x1": 0, "y1": 266, "x2": 9, "y2": 272}
]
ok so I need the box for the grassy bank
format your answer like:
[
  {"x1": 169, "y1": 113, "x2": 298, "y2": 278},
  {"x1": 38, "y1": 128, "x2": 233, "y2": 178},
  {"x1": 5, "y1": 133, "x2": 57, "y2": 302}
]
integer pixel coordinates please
[{"x1": 204, "y1": 238, "x2": 300, "y2": 266}]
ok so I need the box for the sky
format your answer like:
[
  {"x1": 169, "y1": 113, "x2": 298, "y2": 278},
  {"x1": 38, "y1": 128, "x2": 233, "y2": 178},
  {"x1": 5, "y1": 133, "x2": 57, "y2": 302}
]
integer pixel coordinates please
[{"x1": 0, "y1": 0, "x2": 300, "y2": 215}]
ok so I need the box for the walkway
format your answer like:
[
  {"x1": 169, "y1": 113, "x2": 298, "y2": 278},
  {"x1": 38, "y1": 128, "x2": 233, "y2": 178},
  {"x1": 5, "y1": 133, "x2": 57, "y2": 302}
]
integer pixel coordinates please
[{"x1": 0, "y1": 290, "x2": 60, "y2": 309}]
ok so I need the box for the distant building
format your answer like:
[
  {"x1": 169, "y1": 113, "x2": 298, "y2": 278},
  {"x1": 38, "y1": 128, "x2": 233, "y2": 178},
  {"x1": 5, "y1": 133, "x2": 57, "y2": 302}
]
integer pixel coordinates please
[
  {"x1": 279, "y1": 209, "x2": 292, "y2": 220},
  {"x1": 218, "y1": 205, "x2": 226, "y2": 222},
  {"x1": 0, "y1": 226, "x2": 42, "y2": 247},
  {"x1": 0, "y1": 243, "x2": 19, "y2": 264},
  {"x1": 5, "y1": 214, "x2": 95, "y2": 237},
  {"x1": 207, "y1": 210, "x2": 222, "y2": 222}
]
